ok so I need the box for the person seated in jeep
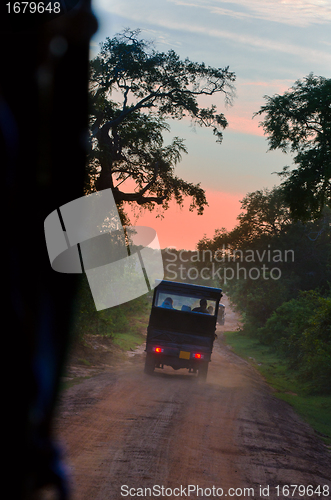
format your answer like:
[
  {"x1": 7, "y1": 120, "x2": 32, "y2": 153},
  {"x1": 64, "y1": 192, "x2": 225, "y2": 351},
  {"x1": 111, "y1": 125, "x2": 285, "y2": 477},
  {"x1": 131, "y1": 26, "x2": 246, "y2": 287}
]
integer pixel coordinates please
[
  {"x1": 161, "y1": 297, "x2": 174, "y2": 308},
  {"x1": 192, "y1": 298, "x2": 210, "y2": 314}
]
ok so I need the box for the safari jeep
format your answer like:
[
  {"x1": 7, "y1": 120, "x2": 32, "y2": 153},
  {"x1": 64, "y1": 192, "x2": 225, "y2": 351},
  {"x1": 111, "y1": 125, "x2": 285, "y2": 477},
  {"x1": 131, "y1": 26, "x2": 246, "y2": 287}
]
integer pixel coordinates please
[{"x1": 144, "y1": 280, "x2": 223, "y2": 381}]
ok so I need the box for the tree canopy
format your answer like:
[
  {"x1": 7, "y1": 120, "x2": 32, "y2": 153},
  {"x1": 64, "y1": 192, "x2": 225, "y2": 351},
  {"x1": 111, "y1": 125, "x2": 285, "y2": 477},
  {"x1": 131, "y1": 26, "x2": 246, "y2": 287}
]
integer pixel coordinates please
[
  {"x1": 87, "y1": 29, "x2": 236, "y2": 216},
  {"x1": 197, "y1": 185, "x2": 331, "y2": 303},
  {"x1": 198, "y1": 186, "x2": 292, "y2": 249},
  {"x1": 254, "y1": 73, "x2": 331, "y2": 220}
]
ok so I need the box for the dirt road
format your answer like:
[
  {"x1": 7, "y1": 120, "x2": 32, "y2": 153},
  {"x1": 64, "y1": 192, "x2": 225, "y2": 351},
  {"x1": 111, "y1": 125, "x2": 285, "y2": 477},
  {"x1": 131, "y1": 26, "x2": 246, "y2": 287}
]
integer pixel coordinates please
[{"x1": 54, "y1": 296, "x2": 331, "y2": 500}]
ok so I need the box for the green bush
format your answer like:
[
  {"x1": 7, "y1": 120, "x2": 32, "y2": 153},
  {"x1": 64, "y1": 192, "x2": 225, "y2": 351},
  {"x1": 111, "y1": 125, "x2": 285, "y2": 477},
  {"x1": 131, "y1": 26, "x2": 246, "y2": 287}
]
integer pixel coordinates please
[
  {"x1": 299, "y1": 297, "x2": 331, "y2": 393},
  {"x1": 224, "y1": 273, "x2": 292, "y2": 332},
  {"x1": 257, "y1": 291, "x2": 319, "y2": 354},
  {"x1": 71, "y1": 274, "x2": 151, "y2": 339},
  {"x1": 257, "y1": 291, "x2": 331, "y2": 394}
]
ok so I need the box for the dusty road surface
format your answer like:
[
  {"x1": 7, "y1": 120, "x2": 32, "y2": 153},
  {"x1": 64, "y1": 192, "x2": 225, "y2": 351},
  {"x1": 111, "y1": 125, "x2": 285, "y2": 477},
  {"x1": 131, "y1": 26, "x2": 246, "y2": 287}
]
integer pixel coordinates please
[{"x1": 54, "y1": 296, "x2": 331, "y2": 500}]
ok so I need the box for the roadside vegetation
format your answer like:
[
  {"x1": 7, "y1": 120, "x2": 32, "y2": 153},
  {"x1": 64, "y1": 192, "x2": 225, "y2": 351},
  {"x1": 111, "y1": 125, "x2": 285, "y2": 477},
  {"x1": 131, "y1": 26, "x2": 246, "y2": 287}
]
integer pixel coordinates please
[
  {"x1": 197, "y1": 189, "x2": 331, "y2": 395},
  {"x1": 71, "y1": 274, "x2": 152, "y2": 351},
  {"x1": 222, "y1": 329, "x2": 331, "y2": 446}
]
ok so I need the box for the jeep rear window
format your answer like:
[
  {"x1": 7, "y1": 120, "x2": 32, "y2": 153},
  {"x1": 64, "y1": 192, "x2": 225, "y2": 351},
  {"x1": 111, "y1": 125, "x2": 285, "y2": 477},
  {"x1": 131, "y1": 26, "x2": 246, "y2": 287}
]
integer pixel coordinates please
[{"x1": 155, "y1": 291, "x2": 217, "y2": 315}]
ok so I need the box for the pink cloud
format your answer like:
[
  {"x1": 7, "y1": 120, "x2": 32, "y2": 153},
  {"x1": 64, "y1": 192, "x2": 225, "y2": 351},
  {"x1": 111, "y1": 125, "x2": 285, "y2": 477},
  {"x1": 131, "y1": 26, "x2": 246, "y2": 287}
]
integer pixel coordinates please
[
  {"x1": 125, "y1": 190, "x2": 243, "y2": 250},
  {"x1": 227, "y1": 114, "x2": 264, "y2": 136},
  {"x1": 224, "y1": 79, "x2": 295, "y2": 136}
]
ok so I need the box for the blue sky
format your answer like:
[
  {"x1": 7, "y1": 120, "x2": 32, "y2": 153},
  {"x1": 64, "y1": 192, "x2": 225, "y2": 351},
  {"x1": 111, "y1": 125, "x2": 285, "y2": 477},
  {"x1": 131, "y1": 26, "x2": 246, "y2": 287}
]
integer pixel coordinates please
[{"x1": 88, "y1": 0, "x2": 331, "y2": 249}]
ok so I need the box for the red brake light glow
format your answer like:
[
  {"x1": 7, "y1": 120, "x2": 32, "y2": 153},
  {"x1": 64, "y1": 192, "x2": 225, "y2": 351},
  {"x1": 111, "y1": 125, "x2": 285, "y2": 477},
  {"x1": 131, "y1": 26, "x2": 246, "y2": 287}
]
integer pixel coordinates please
[
  {"x1": 155, "y1": 347, "x2": 162, "y2": 353},
  {"x1": 195, "y1": 353, "x2": 202, "y2": 359}
]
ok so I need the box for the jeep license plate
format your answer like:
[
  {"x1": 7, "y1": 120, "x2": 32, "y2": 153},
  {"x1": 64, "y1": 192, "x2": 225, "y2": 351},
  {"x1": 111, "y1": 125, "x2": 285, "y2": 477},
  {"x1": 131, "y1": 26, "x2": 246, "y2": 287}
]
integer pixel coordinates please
[{"x1": 179, "y1": 351, "x2": 190, "y2": 359}]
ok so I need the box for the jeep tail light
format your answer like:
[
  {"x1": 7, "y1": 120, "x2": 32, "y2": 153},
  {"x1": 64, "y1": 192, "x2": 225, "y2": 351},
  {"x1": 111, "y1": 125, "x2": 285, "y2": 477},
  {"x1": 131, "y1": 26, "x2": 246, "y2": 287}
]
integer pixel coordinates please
[
  {"x1": 194, "y1": 353, "x2": 202, "y2": 359},
  {"x1": 155, "y1": 347, "x2": 163, "y2": 353}
]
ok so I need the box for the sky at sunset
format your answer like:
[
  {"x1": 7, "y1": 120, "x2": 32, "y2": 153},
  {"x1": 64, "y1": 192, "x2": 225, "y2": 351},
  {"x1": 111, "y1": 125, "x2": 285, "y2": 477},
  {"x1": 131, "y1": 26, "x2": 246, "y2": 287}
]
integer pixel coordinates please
[{"x1": 90, "y1": 0, "x2": 331, "y2": 250}]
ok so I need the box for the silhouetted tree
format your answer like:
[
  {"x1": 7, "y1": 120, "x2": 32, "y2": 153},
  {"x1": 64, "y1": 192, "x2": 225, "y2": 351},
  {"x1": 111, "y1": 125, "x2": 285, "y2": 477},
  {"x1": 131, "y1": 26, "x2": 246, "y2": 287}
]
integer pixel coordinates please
[
  {"x1": 88, "y1": 28, "x2": 236, "y2": 215},
  {"x1": 254, "y1": 73, "x2": 331, "y2": 220}
]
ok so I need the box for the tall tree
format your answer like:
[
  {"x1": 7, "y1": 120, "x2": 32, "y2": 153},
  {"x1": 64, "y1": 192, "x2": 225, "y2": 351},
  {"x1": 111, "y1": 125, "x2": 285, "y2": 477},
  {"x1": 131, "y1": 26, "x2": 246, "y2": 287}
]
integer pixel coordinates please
[
  {"x1": 88, "y1": 29, "x2": 236, "y2": 215},
  {"x1": 254, "y1": 73, "x2": 331, "y2": 219}
]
